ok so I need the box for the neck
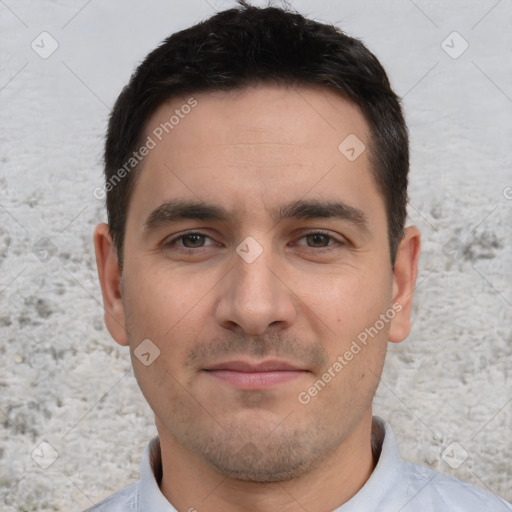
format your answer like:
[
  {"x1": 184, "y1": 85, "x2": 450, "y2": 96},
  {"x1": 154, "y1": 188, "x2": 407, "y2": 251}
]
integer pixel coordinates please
[{"x1": 156, "y1": 414, "x2": 377, "y2": 512}]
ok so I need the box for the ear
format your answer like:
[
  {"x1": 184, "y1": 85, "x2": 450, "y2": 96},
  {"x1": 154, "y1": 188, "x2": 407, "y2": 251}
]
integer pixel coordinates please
[
  {"x1": 388, "y1": 226, "x2": 421, "y2": 343},
  {"x1": 93, "y1": 223, "x2": 128, "y2": 346}
]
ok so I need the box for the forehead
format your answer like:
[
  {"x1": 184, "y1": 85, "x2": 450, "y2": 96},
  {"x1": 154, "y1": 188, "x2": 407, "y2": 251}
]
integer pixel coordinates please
[{"x1": 127, "y1": 84, "x2": 384, "y2": 230}]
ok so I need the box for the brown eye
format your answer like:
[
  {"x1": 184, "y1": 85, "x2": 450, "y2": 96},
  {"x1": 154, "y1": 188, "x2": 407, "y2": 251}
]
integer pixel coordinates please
[
  {"x1": 305, "y1": 233, "x2": 331, "y2": 247},
  {"x1": 294, "y1": 231, "x2": 344, "y2": 250},
  {"x1": 181, "y1": 233, "x2": 206, "y2": 248},
  {"x1": 164, "y1": 232, "x2": 217, "y2": 252}
]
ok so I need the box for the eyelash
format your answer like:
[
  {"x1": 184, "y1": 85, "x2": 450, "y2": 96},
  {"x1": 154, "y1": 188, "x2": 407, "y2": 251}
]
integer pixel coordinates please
[{"x1": 163, "y1": 230, "x2": 345, "y2": 253}]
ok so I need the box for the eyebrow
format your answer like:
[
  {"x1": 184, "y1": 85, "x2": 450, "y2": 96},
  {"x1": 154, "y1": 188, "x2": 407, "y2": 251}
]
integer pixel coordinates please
[{"x1": 143, "y1": 198, "x2": 369, "y2": 233}]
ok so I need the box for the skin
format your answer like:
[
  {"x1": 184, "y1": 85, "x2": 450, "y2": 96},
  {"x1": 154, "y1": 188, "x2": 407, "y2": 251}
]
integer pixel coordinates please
[{"x1": 94, "y1": 84, "x2": 420, "y2": 512}]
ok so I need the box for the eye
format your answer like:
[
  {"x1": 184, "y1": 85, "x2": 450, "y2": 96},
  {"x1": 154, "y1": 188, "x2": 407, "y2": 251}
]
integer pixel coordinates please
[
  {"x1": 162, "y1": 230, "x2": 346, "y2": 255},
  {"x1": 294, "y1": 230, "x2": 345, "y2": 250},
  {"x1": 164, "y1": 232, "x2": 217, "y2": 251}
]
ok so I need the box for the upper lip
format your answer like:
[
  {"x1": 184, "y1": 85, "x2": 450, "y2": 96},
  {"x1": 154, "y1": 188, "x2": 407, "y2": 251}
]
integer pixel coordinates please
[{"x1": 204, "y1": 359, "x2": 305, "y2": 372}]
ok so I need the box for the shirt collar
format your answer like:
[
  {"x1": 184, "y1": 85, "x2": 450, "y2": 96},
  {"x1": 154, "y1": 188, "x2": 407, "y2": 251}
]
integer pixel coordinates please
[
  {"x1": 334, "y1": 416, "x2": 402, "y2": 511},
  {"x1": 138, "y1": 416, "x2": 398, "y2": 511},
  {"x1": 139, "y1": 436, "x2": 177, "y2": 510}
]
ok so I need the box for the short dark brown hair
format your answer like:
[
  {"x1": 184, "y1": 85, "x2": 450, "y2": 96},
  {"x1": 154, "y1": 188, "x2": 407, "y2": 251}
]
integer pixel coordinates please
[{"x1": 104, "y1": 1, "x2": 409, "y2": 269}]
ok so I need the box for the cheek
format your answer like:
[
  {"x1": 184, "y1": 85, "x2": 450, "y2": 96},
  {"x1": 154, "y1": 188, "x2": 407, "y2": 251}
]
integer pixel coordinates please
[
  {"x1": 122, "y1": 266, "x2": 195, "y2": 338},
  {"x1": 123, "y1": 270, "x2": 207, "y2": 398},
  {"x1": 301, "y1": 265, "x2": 392, "y2": 334}
]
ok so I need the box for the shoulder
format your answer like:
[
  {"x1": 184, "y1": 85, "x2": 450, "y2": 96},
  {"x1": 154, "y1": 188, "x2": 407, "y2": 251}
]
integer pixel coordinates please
[
  {"x1": 399, "y1": 459, "x2": 512, "y2": 511},
  {"x1": 82, "y1": 482, "x2": 139, "y2": 512},
  {"x1": 366, "y1": 418, "x2": 512, "y2": 512}
]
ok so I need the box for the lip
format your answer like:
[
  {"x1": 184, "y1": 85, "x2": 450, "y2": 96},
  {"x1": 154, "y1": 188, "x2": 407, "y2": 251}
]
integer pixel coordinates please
[
  {"x1": 205, "y1": 359, "x2": 303, "y2": 372},
  {"x1": 203, "y1": 359, "x2": 308, "y2": 390}
]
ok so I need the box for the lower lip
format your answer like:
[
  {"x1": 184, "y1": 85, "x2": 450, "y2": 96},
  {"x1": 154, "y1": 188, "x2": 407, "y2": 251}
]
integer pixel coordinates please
[{"x1": 204, "y1": 370, "x2": 306, "y2": 389}]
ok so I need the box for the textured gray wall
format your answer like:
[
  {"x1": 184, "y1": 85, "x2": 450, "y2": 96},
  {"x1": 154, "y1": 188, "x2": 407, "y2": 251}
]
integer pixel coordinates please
[{"x1": 1, "y1": 1, "x2": 511, "y2": 510}]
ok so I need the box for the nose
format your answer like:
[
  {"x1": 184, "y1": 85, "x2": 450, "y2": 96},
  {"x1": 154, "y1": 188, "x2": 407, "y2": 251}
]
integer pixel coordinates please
[{"x1": 213, "y1": 240, "x2": 297, "y2": 336}]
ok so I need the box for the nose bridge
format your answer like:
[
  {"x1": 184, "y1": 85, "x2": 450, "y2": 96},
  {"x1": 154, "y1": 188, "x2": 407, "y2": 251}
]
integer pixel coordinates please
[
  {"x1": 236, "y1": 240, "x2": 275, "y2": 303},
  {"x1": 215, "y1": 234, "x2": 296, "y2": 334}
]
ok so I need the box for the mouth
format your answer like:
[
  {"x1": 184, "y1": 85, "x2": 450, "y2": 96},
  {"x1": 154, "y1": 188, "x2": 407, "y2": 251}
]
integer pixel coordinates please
[{"x1": 202, "y1": 359, "x2": 309, "y2": 390}]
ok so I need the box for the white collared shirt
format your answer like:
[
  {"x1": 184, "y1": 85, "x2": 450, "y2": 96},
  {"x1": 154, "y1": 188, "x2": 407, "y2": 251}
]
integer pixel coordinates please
[{"x1": 84, "y1": 417, "x2": 512, "y2": 511}]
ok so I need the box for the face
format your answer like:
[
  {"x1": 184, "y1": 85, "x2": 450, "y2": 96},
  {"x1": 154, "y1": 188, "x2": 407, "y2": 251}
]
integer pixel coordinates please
[{"x1": 95, "y1": 85, "x2": 419, "y2": 482}]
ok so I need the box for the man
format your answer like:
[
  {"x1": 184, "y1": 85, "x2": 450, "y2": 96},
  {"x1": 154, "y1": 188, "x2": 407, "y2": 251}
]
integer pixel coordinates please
[{"x1": 90, "y1": 2, "x2": 512, "y2": 511}]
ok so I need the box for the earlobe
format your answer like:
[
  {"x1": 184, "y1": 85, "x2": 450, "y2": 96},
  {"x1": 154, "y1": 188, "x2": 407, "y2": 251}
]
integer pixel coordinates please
[
  {"x1": 93, "y1": 223, "x2": 129, "y2": 346},
  {"x1": 388, "y1": 226, "x2": 421, "y2": 344}
]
